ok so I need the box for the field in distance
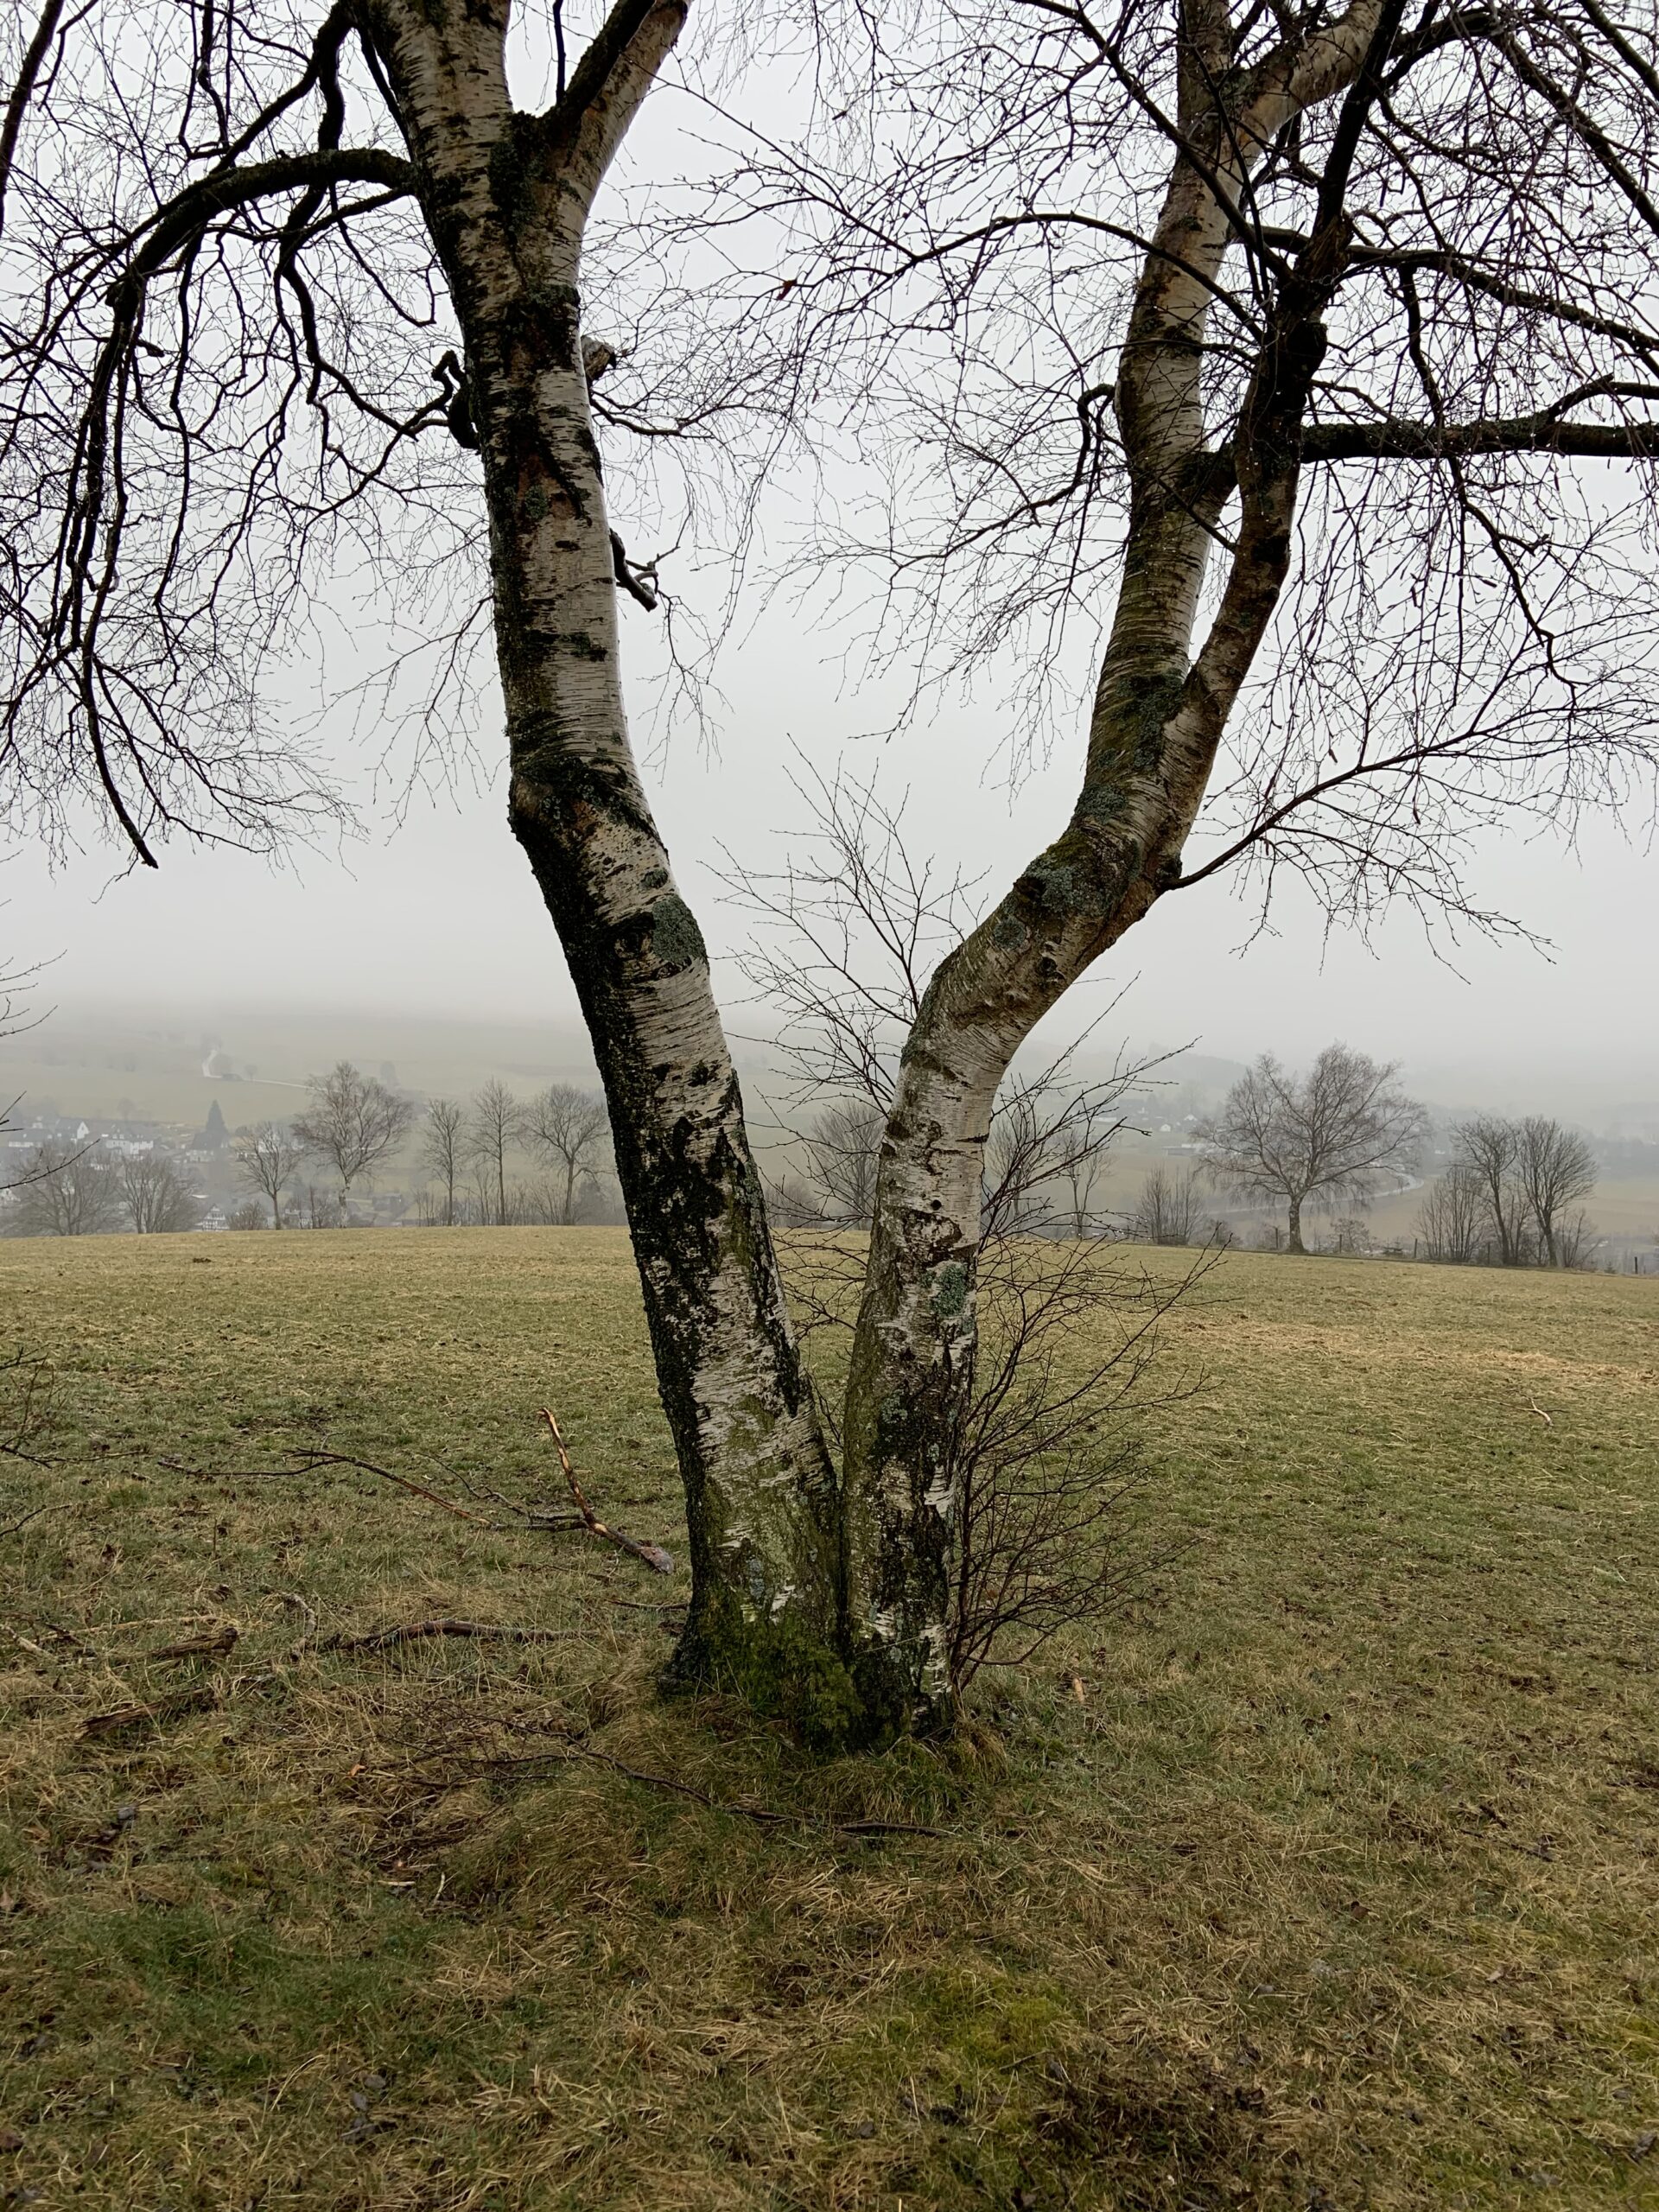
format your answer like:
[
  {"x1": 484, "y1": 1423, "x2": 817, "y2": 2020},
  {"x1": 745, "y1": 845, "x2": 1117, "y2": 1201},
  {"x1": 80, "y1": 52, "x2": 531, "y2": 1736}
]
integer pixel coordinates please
[{"x1": 1, "y1": 1232, "x2": 1656, "y2": 2209}]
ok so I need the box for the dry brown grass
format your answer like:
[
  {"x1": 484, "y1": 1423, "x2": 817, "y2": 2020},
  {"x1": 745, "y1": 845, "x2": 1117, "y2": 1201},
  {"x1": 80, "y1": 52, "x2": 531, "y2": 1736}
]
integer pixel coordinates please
[{"x1": 0, "y1": 1229, "x2": 1656, "y2": 2209}]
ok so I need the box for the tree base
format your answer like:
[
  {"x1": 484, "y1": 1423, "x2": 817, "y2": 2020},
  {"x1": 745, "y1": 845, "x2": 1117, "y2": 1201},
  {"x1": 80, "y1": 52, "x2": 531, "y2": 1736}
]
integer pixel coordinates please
[{"x1": 663, "y1": 1601, "x2": 948, "y2": 1753}]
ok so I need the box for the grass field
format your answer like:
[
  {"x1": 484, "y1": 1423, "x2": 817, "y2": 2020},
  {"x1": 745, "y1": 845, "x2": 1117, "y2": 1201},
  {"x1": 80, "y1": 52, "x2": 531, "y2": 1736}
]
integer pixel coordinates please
[{"x1": 1, "y1": 1230, "x2": 1656, "y2": 2210}]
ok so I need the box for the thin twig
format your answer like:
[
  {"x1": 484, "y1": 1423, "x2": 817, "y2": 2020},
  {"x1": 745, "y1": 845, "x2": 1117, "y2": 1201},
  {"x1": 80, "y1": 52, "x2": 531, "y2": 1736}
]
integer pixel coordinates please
[
  {"x1": 476, "y1": 1742, "x2": 947, "y2": 1838},
  {"x1": 318, "y1": 1618, "x2": 585, "y2": 1655},
  {"x1": 0, "y1": 1503, "x2": 51, "y2": 1537},
  {"x1": 540, "y1": 1409, "x2": 674, "y2": 1574},
  {"x1": 158, "y1": 1452, "x2": 503, "y2": 1526}
]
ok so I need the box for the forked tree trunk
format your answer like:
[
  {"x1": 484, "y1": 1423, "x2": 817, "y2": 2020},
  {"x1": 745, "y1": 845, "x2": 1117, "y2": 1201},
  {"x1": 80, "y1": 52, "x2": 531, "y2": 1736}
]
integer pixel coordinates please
[
  {"x1": 370, "y1": 0, "x2": 866, "y2": 1740},
  {"x1": 371, "y1": 0, "x2": 1395, "y2": 1745}
]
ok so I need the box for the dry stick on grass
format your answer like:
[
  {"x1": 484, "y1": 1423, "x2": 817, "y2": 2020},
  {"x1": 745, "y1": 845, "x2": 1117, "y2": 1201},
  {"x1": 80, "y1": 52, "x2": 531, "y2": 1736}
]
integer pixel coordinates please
[
  {"x1": 477, "y1": 1745, "x2": 948, "y2": 1840},
  {"x1": 82, "y1": 1667, "x2": 284, "y2": 1737},
  {"x1": 81, "y1": 1685, "x2": 220, "y2": 1739},
  {"x1": 318, "y1": 1618, "x2": 584, "y2": 1655},
  {"x1": 278, "y1": 1591, "x2": 318, "y2": 1641},
  {"x1": 0, "y1": 1504, "x2": 52, "y2": 1538},
  {"x1": 148, "y1": 1624, "x2": 239, "y2": 1662},
  {"x1": 161, "y1": 1436, "x2": 671, "y2": 1572},
  {"x1": 540, "y1": 1408, "x2": 674, "y2": 1574},
  {"x1": 158, "y1": 1452, "x2": 505, "y2": 1526}
]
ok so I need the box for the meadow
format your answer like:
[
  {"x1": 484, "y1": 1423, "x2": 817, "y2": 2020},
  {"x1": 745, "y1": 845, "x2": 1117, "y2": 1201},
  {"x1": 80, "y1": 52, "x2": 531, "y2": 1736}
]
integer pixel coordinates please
[{"x1": 1, "y1": 1230, "x2": 1656, "y2": 2209}]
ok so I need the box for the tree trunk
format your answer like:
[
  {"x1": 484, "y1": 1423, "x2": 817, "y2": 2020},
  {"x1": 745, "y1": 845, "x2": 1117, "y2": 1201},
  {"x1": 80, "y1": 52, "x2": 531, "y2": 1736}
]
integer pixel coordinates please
[
  {"x1": 839, "y1": 0, "x2": 1389, "y2": 1726},
  {"x1": 368, "y1": 0, "x2": 1394, "y2": 1745},
  {"x1": 563, "y1": 1158, "x2": 577, "y2": 1225},
  {"x1": 371, "y1": 0, "x2": 864, "y2": 1741},
  {"x1": 1287, "y1": 1195, "x2": 1306, "y2": 1254}
]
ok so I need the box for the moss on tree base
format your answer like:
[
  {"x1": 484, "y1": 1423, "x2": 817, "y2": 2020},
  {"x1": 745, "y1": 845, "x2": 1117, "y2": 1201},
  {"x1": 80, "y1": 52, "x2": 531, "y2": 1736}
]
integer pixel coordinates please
[{"x1": 662, "y1": 1601, "x2": 940, "y2": 1754}]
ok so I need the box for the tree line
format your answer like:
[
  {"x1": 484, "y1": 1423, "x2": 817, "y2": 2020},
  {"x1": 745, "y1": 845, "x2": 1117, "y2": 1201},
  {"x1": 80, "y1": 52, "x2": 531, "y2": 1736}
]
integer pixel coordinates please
[
  {"x1": 237, "y1": 1064, "x2": 613, "y2": 1231},
  {"x1": 779, "y1": 1042, "x2": 1605, "y2": 1268},
  {"x1": 1416, "y1": 1117, "x2": 1599, "y2": 1269},
  {"x1": 2, "y1": 1062, "x2": 615, "y2": 1237},
  {"x1": 3, "y1": 1141, "x2": 204, "y2": 1239}
]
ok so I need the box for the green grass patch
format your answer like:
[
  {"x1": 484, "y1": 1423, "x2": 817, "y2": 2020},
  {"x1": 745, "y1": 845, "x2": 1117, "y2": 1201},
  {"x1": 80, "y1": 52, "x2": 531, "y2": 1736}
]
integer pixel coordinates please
[{"x1": 1, "y1": 1229, "x2": 1656, "y2": 2208}]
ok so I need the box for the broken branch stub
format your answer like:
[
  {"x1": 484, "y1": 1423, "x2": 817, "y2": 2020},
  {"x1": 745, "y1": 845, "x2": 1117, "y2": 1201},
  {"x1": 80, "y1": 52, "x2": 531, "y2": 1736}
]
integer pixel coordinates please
[{"x1": 540, "y1": 1408, "x2": 674, "y2": 1574}]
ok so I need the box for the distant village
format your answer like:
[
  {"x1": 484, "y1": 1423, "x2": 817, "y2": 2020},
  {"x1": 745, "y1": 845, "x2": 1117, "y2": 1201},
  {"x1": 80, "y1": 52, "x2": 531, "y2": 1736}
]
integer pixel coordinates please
[
  {"x1": 0, "y1": 1060, "x2": 629, "y2": 1236},
  {"x1": 0, "y1": 1098, "x2": 338, "y2": 1235}
]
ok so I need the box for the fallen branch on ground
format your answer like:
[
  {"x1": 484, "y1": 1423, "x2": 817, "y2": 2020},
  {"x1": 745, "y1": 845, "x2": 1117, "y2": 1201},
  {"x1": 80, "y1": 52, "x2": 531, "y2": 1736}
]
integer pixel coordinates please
[
  {"x1": 149, "y1": 1624, "x2": 238, "y2": 1662},
  {"x1": 81, "y1": 1685, "x2": 219, "y2": 1738},
  {"x1": 0, "y1": 1504, "x2": 51, "y2": 1537},
  {"x1": 474, "y1": 1742, "x2": 947, "y2": 1839},
  {"x1": 540, "y1": 1408, "x2": 674, "y2": 1574},
  {"x1": 318, "y1": 1618, "x2": 584, "y2": 1655},
  {"x1": 158, "y1": 1452, "x2": 503, "y2": 1525},
  {"x1": 158, "y1": 1428, "x2": 675, "y2": 1575}
]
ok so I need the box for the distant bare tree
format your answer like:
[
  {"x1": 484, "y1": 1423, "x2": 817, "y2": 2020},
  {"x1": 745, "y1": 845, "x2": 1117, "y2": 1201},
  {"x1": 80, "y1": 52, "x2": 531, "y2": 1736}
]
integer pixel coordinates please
[
  {"x1": 981, "y1": 1074, "x2": 1135, "y2": 1244},
  {"x1": 1453, "y1": 1117, "x2": 1533, "y2": 1268},
  {"x1": 1199, "y1": 1048, "x2": 1425, "y2": 1255},
  {"x1": 520, "y1": 1084, "x2": 612, "y2": 1225},
  {"x1": 1555, "y1": 1211, "x2": 1601, "y2": 1271},
  {"x1": 762, "y1": 1173, "x2": 821, "y2": 1231},
  {"x1": 1416, "y1": 1162, "x2": 1485, "y2": 1264},
  {"x1": 226, "y1": 1201, "x2": 268, "y2": 1231},
  {"x1": 468, "y1": 1081, "x2": 518, "y2": 1230},
  {"x1": 802, "y1": 1099, "x2": 885, "y2": 1227},
  {"x1": 1064, "y1": 1149, "x2": 1106, "y2": 1242},
  {"x1": 118, "y1": 1154, "x2": 202, "y2": 1235},
  {"x1": 298, "y1": 1183, "x2": 347, "y2": 1230},
  {"x1": 734, "y1": 771, "x2": 1145, "y2": 1262},
  {"x1": 236, "y1": 1122, "x2": 306, "y2": 1231},
  {"x1": 1516, "y1": 1118, "x2": 1598, "y2": 1268},
  {"x1": 292, "y1": 1063, "x2": 413, "y2": 1211},
  {"x1": 1132, "y1": 1166, "x2": 1204, "y2": 1248},
  {"x1": 419, "y1": 1098, "x2": 467, "y2": 1229},
  {"x1": 3, "y1": 1143, "x2": 121, "y2": 1237}
]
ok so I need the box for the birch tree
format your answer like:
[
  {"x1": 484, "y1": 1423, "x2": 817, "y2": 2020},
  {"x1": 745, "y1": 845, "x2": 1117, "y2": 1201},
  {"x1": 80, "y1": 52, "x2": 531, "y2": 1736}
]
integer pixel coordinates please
[{"x1": 7, "y1": 0, "x2": 1659, "y2": 1738}]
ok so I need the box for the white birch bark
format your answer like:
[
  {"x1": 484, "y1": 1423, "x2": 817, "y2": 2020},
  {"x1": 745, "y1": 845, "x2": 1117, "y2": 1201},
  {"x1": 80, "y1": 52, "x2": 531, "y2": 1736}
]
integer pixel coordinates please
[
  {"x1": 365, "y1": 0, "x2": 857, "y2": 1735},
  {"x1": 841, "y1": 0, "x2": 1396, "y2": 1724}
]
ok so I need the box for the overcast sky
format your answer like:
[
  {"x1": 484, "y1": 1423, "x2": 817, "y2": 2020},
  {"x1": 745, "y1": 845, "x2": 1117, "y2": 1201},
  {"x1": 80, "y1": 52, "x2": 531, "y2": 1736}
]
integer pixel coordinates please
[{"x1": 6, "y1": 34, "x2": 1656, "y2": 1123}]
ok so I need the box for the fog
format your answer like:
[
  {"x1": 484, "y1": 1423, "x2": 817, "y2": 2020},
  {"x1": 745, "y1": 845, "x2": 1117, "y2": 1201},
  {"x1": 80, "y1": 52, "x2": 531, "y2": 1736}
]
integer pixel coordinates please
[{"x1": 9, "y1": 578, "x2": 1655, "y2": 1126}]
